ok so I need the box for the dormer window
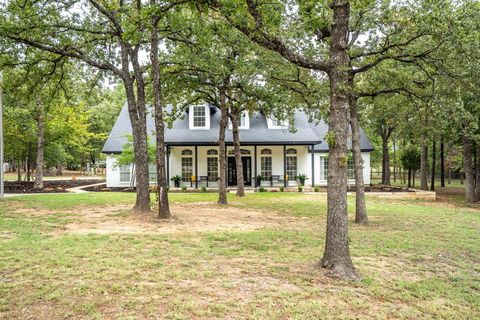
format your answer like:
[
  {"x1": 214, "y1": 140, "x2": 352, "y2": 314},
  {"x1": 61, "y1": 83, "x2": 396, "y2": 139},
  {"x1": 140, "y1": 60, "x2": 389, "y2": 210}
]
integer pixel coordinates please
[
  {"x1": 267, "y1": 117, "x2": 288, "y2": 129},
  {"x1": 229, "y1": 111, "x2": 249, "y2": 130},
  {"x1": 189, "y1": 105, "x2": 210, "y2": 130}
]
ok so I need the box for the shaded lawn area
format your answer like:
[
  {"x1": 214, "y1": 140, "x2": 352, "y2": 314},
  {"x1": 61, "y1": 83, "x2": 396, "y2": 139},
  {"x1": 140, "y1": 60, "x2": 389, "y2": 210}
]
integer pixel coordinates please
[{"x1": 0, "y1": 190, "x2": 479, "y2": 319}]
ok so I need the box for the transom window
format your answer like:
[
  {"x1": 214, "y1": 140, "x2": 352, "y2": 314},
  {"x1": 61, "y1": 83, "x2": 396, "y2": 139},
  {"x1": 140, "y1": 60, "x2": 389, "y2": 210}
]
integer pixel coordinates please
[
  {"x1": 261, "y1": 148, "x2": 272, "y2": 155},
  {"x1": 207, "y1": 149, "x2": 218, "y2": 155},
  {"x1": 182, "y1": 149, "x2": 193, "y2": 156},
  {"x1": 228, "y1": 149, "x2": 251, "y2": 155},
  {"x1": 286, "y1": 148, "x2": 297, "y2": 155}
]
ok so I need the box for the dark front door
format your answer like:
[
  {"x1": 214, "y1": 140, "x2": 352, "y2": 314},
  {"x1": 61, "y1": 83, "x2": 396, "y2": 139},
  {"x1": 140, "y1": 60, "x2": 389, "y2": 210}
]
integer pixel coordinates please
[{"x1": 227, "y1": 156, "x2": 252, "y2": 186}]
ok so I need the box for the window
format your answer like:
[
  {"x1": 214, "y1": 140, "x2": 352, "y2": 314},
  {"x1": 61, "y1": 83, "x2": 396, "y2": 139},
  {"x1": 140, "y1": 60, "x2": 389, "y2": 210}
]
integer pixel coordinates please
[
  {"x1": 320, "y1": 156, "x2": 329, "y2": 180},
  {"x1": 149, "y1": 164, "x2": 156, "y2": 183},
  {"x1": 207, "y1": 157, "x2": 218, "y2": 182},
  {"x1": 181, "y1": 157, "x2": 193, "y2": 182},
  {"x1": 119, "y1": 165, "x2": 131, "y2": 183},
  {"x1": 189, "y1": 105, "x2": 209, "y2": 129},
  {"x1": 286, "y1": 148, "x2": 298, "y2": 181},
  {"x1": 181, "y1": 149, "x2": 193, "y2": 182},
  {"x1": 207, "y1": 149, "x2": 218, "y2": 155},
  {"x1": 348, "y1": 156, "x2": 355, "y2": 180},
  {"x1": 267, "y1": 117, "x2": 288, "y2": 129},
  {"x1": 229, "y1": 111, "x2": 249, "y2": 129},
  {"x1": 286, "y1": 156, "x2": 297, "y2": 181},
  {"x1": 182, "y1": 149, "x2": 193, "y2": 156},
  {"x1": 261, "y1": 148, "x2": 272, "y2": 155},
  {"x1": 228, "y1": 149, "x2": 251, "y2": 155},
  {"x1": 261, "y1": 156, "x2": 272, "y2": 181}
]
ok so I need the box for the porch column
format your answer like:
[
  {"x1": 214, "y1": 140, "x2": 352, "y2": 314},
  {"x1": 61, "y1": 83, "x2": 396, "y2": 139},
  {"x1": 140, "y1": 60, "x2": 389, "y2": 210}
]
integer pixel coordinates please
[
  {"x1": 311, "y1": 144, "x2": 315, "y2": 187},
  {"x1": 195, "y1": 145, "x2": 198, "y2": 189},
  {"x1": 283, "y1": 144, "x2": 287, "y2": 188},
  {"x1": 166, "y1": 145, "x2": 170, "y2": 187},
  {"x1": 254, "y1": 145, "x2": 257, "y2": 186}
]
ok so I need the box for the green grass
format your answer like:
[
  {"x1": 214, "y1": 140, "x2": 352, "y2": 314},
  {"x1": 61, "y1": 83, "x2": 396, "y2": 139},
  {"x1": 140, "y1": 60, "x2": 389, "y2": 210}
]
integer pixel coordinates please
[{"x1": 0, "y1": 189, "x2": 479, "y2": 319}]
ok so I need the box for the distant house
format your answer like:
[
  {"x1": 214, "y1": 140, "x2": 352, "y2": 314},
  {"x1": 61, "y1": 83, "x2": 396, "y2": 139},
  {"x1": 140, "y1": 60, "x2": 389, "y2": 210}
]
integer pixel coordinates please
[{"x1": 102, "y1": 104, "x2": 373, "y2": 188}]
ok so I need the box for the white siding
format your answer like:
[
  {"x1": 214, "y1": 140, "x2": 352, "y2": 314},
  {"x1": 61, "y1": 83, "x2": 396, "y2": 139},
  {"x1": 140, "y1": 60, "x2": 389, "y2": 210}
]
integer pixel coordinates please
[{"x1": 106, "y1": 149, "x2": 372, "y2": 188}]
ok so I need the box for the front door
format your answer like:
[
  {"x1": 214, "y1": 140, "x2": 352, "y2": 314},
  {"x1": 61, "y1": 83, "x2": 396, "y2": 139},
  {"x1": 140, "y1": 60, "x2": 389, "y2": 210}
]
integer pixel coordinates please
[{"x1": 227, "y1": 157, "x2": 252, "y2": 186}]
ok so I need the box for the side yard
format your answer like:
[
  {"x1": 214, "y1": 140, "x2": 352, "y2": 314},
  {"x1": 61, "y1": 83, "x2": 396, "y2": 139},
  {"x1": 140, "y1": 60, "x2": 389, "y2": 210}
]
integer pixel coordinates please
[{"x1": 0, "y1": 191, "x2": 479, "y2": 319}]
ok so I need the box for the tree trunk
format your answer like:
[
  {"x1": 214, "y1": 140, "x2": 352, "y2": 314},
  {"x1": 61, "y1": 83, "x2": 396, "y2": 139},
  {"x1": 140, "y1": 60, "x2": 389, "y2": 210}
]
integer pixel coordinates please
[
  {"x1": 408, "y1": 169, "x2": 412, "y2": 188},
  {"x1": 349, "y1": 93, "x2": 367, "y2": 224},
  {"x1": 16, "y1": 160, "x2": 21, "y2": 182},
  {"x1": 381, "y1": 136, "x2": 390, "y2": 185},
  {"x1": 26, "y1": 156, "x2": 31, "y2": 182},
  {"x1": 476, "y1": 143, "x2": 480, "y2": 201},
  {"x1": 462, "y1": 135, "x2": 475, "y2": 202},
  {"x1": 317, "y1": 0, "x2": 358, "y2": 280},
  {"x1": 150, "y1": 18, "x2": 170, "y2": 219},
  {"x1": 33, "y1": 112, "x2": 45, "y2": 189},
  {"x1": 420, "y1": 137, "x2": 428, "y2": 190},
  {"x1": 440, "y1": 139, "x2": 445, "y2": 187},
  {"x1": 430, "y1": 141, "x2": 436, "y2": 191},
  {"x1": 231, "y1": 110, "x2": 245, "y2": 197},
  {"x1": 393, "y1": 138, "x2": 396, "y2": 182},
  {"x1": 217, "y1": 87, "x2": 229, "y2": 205},
  {"x1": 56, "y1": 161, "x2": 63, "y2": 176},
  {"x1": 120, "y1": 42, "x2": 150, "y2": 213}
]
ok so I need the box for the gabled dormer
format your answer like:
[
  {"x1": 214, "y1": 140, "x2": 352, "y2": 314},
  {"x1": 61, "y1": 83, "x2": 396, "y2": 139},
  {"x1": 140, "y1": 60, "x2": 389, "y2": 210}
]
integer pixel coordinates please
[
  {"x1": 267, "y1": 117, "x2": 288, "y2": 129},
  {"x1": 228, "y1": 111, "x2": 250, "y2": 130},
  {"x1": 188, "y1": 105, "x2": 210, "y2": 130}
]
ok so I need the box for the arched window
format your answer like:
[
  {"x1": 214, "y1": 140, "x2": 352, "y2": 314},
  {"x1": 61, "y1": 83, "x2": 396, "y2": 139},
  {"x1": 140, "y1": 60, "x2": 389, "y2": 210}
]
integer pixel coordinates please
[
  {"x1": 260, "y1": 148, "x2": 272, "y2": 155},
  {"x1": 228, "y1": 149, "x2": 251, "y2": 155},
  {"x1": 207, "y1": 149, "x2": 218, "y2": 155},
  {"x1": 286, "y1": 148, "x2": 297, "y2": 155},
  {"x1": 182, "y1": 149, "x2": 193, "y2": 156}
]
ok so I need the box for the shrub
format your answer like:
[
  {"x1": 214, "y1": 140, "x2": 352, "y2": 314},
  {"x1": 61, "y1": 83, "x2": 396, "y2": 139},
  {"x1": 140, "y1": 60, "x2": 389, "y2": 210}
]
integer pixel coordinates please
[
  {"x1": 259, "y1": 187, "x2": 266, "y2": 192},
  {"x1": 279, "y1": 186, "x2": 284, "y2": 192},
  {"x1": 314, "y1": 186, "x2": 320, "y2": 192},
  {"x1": 298, "y1": 186, "x2": 303, "y2": 192},
  {"x1": 201, "y1": 186, "x2": 207, "y2": 192},
  {"x1": 181, "y1": 185, "x2": 187, "y2": 192}
]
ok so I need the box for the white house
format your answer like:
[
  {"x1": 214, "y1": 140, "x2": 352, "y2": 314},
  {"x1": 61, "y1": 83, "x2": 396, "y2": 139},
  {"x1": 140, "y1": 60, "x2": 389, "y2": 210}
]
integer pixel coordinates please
[{"x1": 102, "y1": 104, "x2": 373, "y2": 188}]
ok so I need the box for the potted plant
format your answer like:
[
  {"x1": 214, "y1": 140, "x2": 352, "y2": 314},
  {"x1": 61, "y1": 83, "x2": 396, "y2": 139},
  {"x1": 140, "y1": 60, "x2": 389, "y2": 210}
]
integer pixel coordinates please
[
  {"x1": 255, "y1": 175, "x2": 264, "y2": 187},
  {"x1": 170, "y1": 175, "x2": 182, "y2": 188},
  {"x1": 296, "y1": 174, "x2": 308, "y2": 186}
]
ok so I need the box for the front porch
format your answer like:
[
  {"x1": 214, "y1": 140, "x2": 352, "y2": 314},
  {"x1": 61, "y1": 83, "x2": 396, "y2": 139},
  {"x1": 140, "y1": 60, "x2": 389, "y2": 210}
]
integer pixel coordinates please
[{"x1": 167, "y1": 144, "x2": 317, "y2": 189}]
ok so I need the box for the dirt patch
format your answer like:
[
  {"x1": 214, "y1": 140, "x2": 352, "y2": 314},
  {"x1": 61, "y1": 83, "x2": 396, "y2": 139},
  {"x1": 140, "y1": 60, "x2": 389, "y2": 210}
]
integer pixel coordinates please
[{"x1": 21, "y1": 202, "x2": 311, "y2": 235}]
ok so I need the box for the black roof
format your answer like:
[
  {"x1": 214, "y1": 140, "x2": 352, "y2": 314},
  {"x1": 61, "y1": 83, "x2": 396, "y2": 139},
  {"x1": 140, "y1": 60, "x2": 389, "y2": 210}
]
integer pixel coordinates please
[{"x1": 102, "y1": 104, "x2": 374, "y2": 153}]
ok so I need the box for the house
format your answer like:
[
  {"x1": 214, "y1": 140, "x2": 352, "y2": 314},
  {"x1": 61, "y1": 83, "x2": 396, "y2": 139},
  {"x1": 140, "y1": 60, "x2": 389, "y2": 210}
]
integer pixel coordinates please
[{"x1": 102, "y1": 104, "x2": 374, "y2": 188}]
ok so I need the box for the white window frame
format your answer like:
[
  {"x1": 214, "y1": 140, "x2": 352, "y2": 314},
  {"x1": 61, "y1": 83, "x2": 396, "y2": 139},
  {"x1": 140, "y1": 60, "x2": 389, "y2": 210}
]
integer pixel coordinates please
[
  {"x1": 320, "y1": 156, "x2": 329, "y2": 181},
  {"x1": 228, "y1": 111, "x2": 250, "y2": 130},
  {"x1": 267, "y1": 117, "x2": 288, "y2": 129},
  {"x1": 189, "y1": 105, "x2": 210, "y2": 130},
  {"x1": 119, "y1": 164, "x2": 131, "y2": 184}
]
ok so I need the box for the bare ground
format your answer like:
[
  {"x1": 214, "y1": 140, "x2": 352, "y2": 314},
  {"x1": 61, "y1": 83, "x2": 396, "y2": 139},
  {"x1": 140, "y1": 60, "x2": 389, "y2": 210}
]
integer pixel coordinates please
[{"x1": 17, "y1": 202, "x2": 313, "y2": 235}]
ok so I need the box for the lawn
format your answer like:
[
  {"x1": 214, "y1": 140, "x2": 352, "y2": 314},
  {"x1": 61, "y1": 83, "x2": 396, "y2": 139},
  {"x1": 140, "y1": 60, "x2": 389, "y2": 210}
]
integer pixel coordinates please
[{"x1": 0, "y1": 189, "x2": 479, "y2": 319}]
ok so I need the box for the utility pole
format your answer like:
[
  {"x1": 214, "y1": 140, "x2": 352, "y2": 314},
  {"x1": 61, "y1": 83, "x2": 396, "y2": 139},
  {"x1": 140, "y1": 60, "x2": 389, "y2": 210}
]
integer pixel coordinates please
[{"x1": 0, "y1": 72, "x2": 4, "y2": 200}]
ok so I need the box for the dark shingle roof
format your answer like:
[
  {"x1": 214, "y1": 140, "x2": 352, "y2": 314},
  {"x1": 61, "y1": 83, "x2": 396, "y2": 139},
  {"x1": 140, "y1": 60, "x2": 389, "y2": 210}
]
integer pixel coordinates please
[{"x1": 102, "y1": 103, "x2": 374, "y2": 153}]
